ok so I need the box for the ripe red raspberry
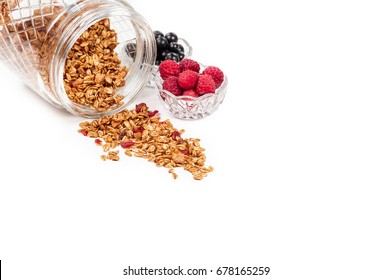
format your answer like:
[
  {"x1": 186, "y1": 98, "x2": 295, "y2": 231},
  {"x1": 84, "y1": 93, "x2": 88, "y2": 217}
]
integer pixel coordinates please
[
  {"x1": 178, "y1": 70, "x2": 199, "y2": 90},
  {"x1": 162, "y1": 76, "x2": 183, "y2": 96},
  {"x1": 196, "y1": 74, "x2": 216, "y2": 95},
  {"x1": 159, "y1": 60, "x2": 180, "y2": 79},
  {"x1": 202, "y1": 66, "x2": 224, "y2": 88},
  {"x1": 179, "y1": 58, "x2": 200, "y2": 73},
  {"x1": 182, "y1": 89, "x2": 199, "y2": 99}
]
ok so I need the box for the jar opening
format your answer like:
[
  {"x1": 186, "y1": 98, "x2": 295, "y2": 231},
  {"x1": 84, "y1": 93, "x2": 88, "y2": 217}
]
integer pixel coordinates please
[{"x1": 50, "y1": 0, "x2": 156, "y2": 118}]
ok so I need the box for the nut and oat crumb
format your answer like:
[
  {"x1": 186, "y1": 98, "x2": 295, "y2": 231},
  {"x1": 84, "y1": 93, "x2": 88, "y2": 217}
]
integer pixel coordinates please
[{"x1": 79, "y1": 103, "x2": 213, "y2": 180}]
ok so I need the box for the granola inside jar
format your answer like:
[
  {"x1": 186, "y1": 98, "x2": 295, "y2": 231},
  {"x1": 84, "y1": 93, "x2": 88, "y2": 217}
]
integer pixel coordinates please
[{"x1": 0, "y1": 0, "x2": 156, "y2": 117}]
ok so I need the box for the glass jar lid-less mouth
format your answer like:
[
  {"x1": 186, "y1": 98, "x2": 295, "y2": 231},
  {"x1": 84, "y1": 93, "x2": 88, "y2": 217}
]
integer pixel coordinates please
[{"x1": 49, "y1": 0, "x2": 156, "y2": 118}]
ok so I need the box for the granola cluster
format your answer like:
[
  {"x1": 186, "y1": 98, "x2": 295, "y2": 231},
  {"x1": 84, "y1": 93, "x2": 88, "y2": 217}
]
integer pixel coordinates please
[
  {"x1": 64, "y1": 19, "x2": 128, "y2": 112},
  {"x1": 79, "y1": 103, "x2": 213, "y2": 180}
]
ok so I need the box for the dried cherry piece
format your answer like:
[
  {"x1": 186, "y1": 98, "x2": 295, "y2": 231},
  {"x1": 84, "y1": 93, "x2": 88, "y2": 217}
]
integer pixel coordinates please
[
  {"x1": 135, "y1": 103, "x2": 147, "y2": 113},
  {"x1": 80, "y1": 129, "x2": 88, "y2": 136},
  {"x1": 148, "y1": 110, "x2": 159, "y2": 117},
  {"x1": 172, "y1": 131, "x2": 181, "y2": 141},
  {"x1": 133, "y1": 127, "x2": 145, "y2": 134},
  {"x1": 120, "y1": 141, "x2": 135, "y2": 149}
]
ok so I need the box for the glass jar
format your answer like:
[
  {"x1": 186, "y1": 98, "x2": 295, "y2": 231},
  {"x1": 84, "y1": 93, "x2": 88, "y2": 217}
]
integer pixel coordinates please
[{"x1": 0, "y1": 0, "x2": 156, "y2": 117}]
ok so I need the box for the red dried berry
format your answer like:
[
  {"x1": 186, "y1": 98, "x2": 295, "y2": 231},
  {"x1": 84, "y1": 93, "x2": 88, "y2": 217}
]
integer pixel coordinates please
[
  {"x1": 202, "y1": 66, "x2": 224, "y2": 88},
  {"x1": 159, "y1": 60, "x2": 180, "y2": 79},
  {"x1": 133, "y1": 127, "x2": 145, "y2": 133},
  {"x1": 80, "y1": 129, "x2": 88, "y2": 136},
  {"x1": 148, "y1": 110, "x2": 159, "y2": 117},
  {"x1": 136, "y1": 103, "x2": 147, "y2": 113},
  {"x1": 172, "y1": 131, "x2": 181, "y2": 141},
  {"x1": 178, "y1": 70, "x2": 199, "y2": 90},
  {"x1": 162, "y1": 76, "x2": 183, "y2": 96},
  {"x1": 120, "y1": 141, "x2": 135, "y2": 149},
  {"x1": 179, "y1": 58, "x2": 200, "y2": 73},
  {"x1": 180, "y1": 149, "x2": 189, "y2": 155},
  {"x1": 95, "y1": 139, "x2": 102, "y2": 145},
  {"x1": 196, "y1": 74, "x2": 216, "y2": 95}
]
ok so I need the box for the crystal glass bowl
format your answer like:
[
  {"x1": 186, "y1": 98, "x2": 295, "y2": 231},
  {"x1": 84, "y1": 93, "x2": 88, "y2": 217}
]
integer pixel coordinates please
[{"x1": 155, "y1": 65, "x2": 228, "y2": 120}]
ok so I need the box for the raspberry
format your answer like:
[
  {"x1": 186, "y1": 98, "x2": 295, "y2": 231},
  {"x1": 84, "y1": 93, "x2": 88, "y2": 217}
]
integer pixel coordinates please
[
  {"x1": 179, "y1": 58, "x2": 200, "y2": 73},
  {"x1": 162, "y1": 76, "x2": 183, "y2": 96},
  {"x1": 159, "y1": 60, "x2": 180, "y2": 79},
  {"x1": 182, "y1": 89, "x2": 199, "y2": 99},
  {"x1": 196, "y1": 74, "x2": 216, "y2": 95},
  {"x1": 178, "y1": 70, "x2": 199, "y2": 90},
  {"x1": 202, "y1": 66, "x2": 224, "y2": 88}
]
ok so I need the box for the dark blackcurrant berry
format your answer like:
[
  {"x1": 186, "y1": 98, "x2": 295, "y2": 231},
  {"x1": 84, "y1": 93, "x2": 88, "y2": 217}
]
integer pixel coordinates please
[
  {"x1": 125, "y1": 42, "x2": 137, "y2": 58},
  {"x1": 165, "y1": 32, "x2": 178, "y2": 43},
  {"x1": 176, "y1": 43, "x2": 184, "y2": 53},
  {"x1": 154, "y1": 30, "x2": 164, "y2": 39},
  {"x1": 169, "y1": 42, "x2": 184, "y2": 54},
  {"x1": 178, "y1": 51, "x2": 185, "y2": 61},
  {"x1": 165, "y1": 52, "x2": 180, "y2": 62},
  {"x1": 156, "y1": 36, "x2": 169, "y2": 50},
  {"x1": 160, "y1": 49, "x2": 170, "y2": 59}
]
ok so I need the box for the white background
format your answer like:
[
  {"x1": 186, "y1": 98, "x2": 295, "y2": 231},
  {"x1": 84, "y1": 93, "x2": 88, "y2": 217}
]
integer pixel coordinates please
[{"x1": 1, "y1": 0, "x2": 392, "y2": 279}]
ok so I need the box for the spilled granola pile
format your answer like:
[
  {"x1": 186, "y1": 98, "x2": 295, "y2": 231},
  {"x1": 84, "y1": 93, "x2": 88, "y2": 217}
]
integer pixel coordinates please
[{"x1": 78, "y1": 103, "x2": 213, "y2": 180}]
